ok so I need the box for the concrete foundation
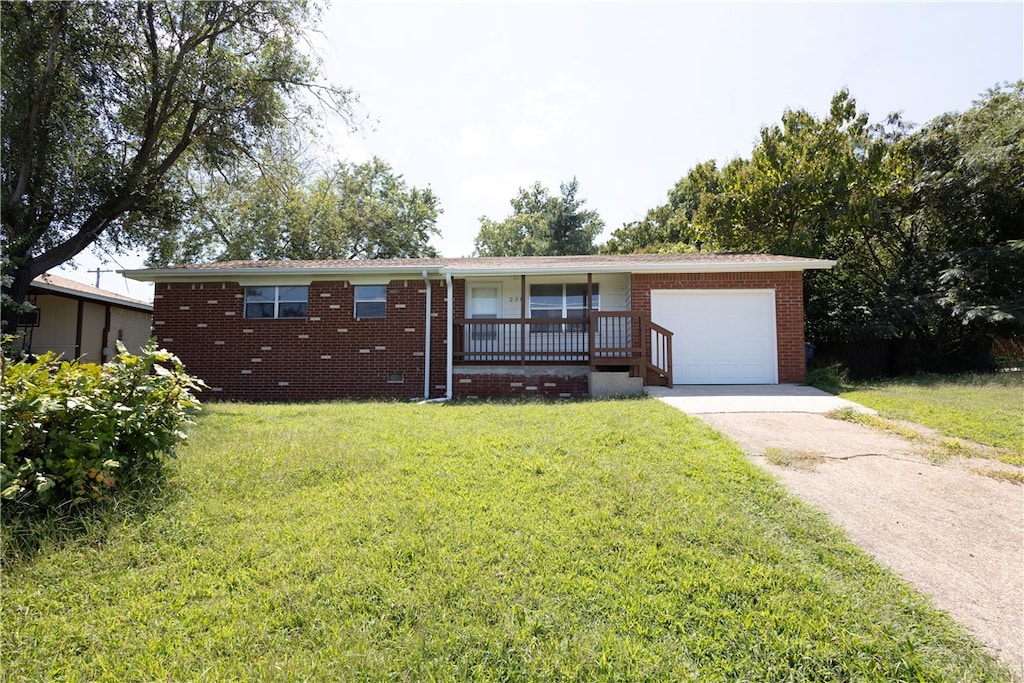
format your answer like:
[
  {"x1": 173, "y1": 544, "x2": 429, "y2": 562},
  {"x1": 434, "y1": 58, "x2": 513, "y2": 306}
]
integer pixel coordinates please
[{"x1": 589, "y1": 371, "x2": 643, "y2": 398}]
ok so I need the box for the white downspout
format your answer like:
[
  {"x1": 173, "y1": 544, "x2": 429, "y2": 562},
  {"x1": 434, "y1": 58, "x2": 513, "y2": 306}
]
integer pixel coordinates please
[
  {"x1": 422, "y1": 269, "x2": 431, "y2": 400},
  {"x1": 417, "y1": 270, "x2": 452, "y2": 404},
  {"x1": 445, "y1": 271, "x2": 453, "y2": 400}
]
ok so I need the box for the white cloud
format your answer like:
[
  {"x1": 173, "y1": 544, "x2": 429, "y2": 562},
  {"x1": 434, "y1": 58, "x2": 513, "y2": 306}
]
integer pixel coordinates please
[
  {"x1": 313, "y1": 117, "x2": 374, "y2": 165},
  {"x1": 522, "y1": 77, "x2": 586, "y2": 131},
  {"x1": 547, "y1": 75, "x2": 588, "y2": 95},
  {"x1": 523, "y1": 99, "x2": 569, "y2": 133},
  {"x1": 460, "y1": 171, "x2": 538, "y2": 206},
  {"x1": 456, "y1": 124, "x2": 493, "y2": 156},
  {"x1": 508, "y1": 124, "x2": 550, "y2": 152},
  {"x1": 506, "y1": 79, "x2": 583, "y2": 150}
]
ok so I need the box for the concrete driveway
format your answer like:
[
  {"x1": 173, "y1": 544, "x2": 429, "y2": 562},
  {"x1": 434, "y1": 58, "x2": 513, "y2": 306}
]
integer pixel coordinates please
[
  {"x1": 646, "y1": 383, "x2": 872, "y2": 414},
  {"x1": 652, "y1": 384, "x2": 1024, "y2": 680}
]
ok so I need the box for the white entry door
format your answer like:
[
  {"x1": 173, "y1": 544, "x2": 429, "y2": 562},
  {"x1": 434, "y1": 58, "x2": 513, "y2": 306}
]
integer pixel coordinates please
[
  {"x1": 651, "y1": 289, "x2": 778, "y2": 384},
  {"x1": 467, "y1": 283, "x2": 502, "y2": 359}
]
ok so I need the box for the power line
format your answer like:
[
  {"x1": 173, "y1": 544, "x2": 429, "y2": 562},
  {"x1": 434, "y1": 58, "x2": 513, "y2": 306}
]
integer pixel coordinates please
[
  {"x1": 88, "y1": 268, "x2": 115, "y2": 288},
  {"x1": 93, "y1": 246, "x2": 136, "y2": 296}
]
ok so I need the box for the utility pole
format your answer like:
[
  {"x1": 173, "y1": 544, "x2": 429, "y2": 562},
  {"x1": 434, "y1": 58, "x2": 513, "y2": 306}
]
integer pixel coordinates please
[{"x1": 88, "y1": 268, "x2": 115, "y2": 288}]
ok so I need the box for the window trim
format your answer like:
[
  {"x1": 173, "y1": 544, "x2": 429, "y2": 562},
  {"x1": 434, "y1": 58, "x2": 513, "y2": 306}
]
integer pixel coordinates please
[
  {"x1": 354, "y1": 285, "x2": 388, "y2": 319},
  {"x1": 244, "y1": 286, "x2": 308, "y2": 320}
]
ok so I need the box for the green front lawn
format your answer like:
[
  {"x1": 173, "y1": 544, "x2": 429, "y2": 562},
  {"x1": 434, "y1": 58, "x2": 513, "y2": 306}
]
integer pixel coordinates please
[
  {"x1": 2, "y1": 400, "x2": 1009, "y2": 681},
  {"x1": 840, "y1": 372, "x2": 1023, "y2": 456}
]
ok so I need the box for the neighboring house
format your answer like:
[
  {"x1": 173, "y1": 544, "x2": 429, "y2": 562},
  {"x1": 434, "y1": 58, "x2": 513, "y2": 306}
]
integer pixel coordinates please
[
  {"x1": 123, "y1": 254, "x2": 834, "y2": 401},
  {"x1": 14, "y1": 273, "x2": 153, "y2": 362}
]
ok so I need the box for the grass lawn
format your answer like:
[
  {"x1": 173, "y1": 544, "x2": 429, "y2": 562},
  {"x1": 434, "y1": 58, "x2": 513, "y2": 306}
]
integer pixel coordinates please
[
  {"x1": 839, "y1": 372, "x2": 1023, "y2": 458},
  {"x1": 2, "y1": 399, "x2": 1010, "y2": 681}
]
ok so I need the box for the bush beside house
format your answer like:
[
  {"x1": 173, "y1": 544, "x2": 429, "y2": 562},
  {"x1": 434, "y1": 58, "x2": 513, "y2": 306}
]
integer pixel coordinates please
[{"x1": 1, "y1": 341, "x2": 205, "y2": 512}]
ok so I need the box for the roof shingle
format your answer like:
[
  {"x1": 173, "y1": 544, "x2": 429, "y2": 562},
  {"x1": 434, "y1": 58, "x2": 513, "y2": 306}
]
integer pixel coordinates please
[{"x1": 32, "y1": 273, "x2": 153, "y2": 310}]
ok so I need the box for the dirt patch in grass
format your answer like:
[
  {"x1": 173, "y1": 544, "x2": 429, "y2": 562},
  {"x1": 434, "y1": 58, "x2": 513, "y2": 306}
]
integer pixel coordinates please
[{"x1": 763, "y1": 447, "x2": 826, "y2": 470}]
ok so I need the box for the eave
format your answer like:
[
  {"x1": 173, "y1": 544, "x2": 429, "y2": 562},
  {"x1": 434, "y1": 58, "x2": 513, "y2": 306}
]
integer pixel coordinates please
[{"x1": 122, "y1": 257, "x2": 836, "y2": 283}]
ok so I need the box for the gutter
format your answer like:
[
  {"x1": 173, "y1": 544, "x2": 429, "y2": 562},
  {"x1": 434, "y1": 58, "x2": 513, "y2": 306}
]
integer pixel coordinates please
[
  {"x1": 438, "y1": 260, "x2": 837, "y2": 277},
  {"x1": 122, "y1": 258, "x2": 837, "y2": 283},
  {"x1": 122, "y1": 265, "x2": 444, "y2": 282}
]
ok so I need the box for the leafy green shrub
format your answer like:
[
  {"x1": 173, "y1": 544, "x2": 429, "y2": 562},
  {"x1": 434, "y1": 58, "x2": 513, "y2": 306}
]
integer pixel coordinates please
[
  {"x1": 805, "y1": 362, "x2": 851, "y2": 394},
  {"x1": 1, "y1": 341, "x2": 205, "y2": 511}
]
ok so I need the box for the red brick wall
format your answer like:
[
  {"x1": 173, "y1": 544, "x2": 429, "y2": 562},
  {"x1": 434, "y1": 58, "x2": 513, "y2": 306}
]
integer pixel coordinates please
[
  {"x1": 152, "y1": 270, "x2": 808, "y2": 400},
  {"x1": 452, "y1": 278, "x2": 466, "y2": 319},
  {"x1": 452, "y1": 371, "x2": 588, "y2": 399},
  {"x1": 152, "y1": 279, "x2": 448, "y2": 401},
  {"x1": 630, "y1": 271, "x2": 807, "y2": 383}
]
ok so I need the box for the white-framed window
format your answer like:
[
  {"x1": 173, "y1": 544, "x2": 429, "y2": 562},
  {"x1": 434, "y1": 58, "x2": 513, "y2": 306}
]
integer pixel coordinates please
[
  {"x1": 244, "y1": 286, "x2": 308, "y2": 319},
  {"x1": 354, "y1": 285, "x2": 387, "y2": 319},
  {"x1": 529, "y1": 283, "x2": 599, "y2": 332}
]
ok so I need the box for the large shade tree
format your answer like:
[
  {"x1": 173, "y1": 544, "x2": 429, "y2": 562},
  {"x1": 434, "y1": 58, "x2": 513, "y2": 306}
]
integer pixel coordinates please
[
  {"x1": 1, "y1": 1, "x2": 354, "y2": 323},
  {"x1": 603, "y1": 84, "x2": 1023, "y2": 369},
  {"x1": 902, "y1": 83, "x2": 1024, "y2": 337},
  {"x1": 148, "y1": 148, "x2": 442, "y2": 264},
  {"x1": 474, "y1": 178, "x2": 604, "y2": 257}
]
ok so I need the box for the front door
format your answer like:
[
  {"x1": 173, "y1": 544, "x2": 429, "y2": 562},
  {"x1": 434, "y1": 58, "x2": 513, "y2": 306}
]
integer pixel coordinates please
[{"x1": 467, "y1": 283, "x2": 502, "y2": 360}]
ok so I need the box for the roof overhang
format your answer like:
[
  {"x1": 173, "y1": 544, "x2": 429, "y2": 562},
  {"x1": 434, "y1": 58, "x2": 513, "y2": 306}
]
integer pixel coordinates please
[
  {"x1": 122, "y1": 265, "x2": 439, "y2": 286},
  {"x1": 122, "y1": 258, "x2": 836, "y2": 283},
  {"x1": 440, "y1": 260, "x2": 836, "y2": 276},
  {"x1": 31, "y1": 278, "x2": 153, "y2": 312}
]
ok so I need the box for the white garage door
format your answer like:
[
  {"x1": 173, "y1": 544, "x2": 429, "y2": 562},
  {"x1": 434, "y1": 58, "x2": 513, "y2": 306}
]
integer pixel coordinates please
[{"x1": 651, "y1": 289, "x2": 778, "y2": 384}]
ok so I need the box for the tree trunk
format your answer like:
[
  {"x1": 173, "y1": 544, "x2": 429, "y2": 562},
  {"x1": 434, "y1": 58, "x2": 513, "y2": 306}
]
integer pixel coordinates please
[
  {"x1": 9, "y1": 263, "x2": 35, "y2": 302},
  {"x1": 1, "y1": 262, "x2": 38, "y2": 334}
]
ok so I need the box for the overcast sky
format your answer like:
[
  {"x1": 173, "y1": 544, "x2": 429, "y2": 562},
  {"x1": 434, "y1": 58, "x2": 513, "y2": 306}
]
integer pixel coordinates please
[{"x1": 63, "y1": 1, "x2": 1023, "y2": 301}]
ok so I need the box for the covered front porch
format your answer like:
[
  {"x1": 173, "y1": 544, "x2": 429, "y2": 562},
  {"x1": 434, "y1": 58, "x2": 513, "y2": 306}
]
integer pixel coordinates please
[
  {"x1": 442, "y1": 267, "x2": 679, "y2": 398},
  {"x1": 453, "y1": 311, "x2": 673, "y2": 387}
]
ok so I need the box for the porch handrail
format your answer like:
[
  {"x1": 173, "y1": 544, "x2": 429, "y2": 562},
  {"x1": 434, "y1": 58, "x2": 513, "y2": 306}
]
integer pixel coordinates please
[
  {"x1": 454, "y1": 317, "x2": 590, "y2": 364},
  {"x1": 454, "y1": 313, "x2": 672, "y2": 386},
  {"x1": 645, "y1": 319, "x2": 673, "y2": 386}
]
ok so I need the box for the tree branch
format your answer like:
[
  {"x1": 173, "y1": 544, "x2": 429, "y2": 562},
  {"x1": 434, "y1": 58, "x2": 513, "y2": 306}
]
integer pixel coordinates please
[{"x1": 5, "y1": 4, "x2": 67, "y2": 221}]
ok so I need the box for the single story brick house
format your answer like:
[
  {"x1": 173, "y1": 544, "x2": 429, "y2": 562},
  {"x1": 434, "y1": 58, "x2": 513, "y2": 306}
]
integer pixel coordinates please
[
  {"x1": 13, "y1": 273, "x2": 153, "y2": 362},
  {"x1": 123, "y1": 253, "x2": 834, "y2": 401}
]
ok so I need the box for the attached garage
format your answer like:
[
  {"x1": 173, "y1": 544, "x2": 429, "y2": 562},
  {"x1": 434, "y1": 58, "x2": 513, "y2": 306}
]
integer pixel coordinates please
[{"x1": 651, "y1": 289, "x2": 778, "y2": 384}]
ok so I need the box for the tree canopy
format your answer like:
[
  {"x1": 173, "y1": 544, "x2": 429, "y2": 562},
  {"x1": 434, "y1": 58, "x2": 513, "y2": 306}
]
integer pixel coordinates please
[
  {"x1": 604, "y1": 83, "x2": 1024, "y2": 370},
  {"x1": 149, "y1": 150, "x2": 441, "y2": 265},
  {"x1": 1, "y1": 1, "x2": 353, "y2": 315},
  {"x1": 902, "y1": 84, "x2": 1024, "y2": 335},
  {"x1": 474, "y1": 178, "x2": 604, "y2": 257}
]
